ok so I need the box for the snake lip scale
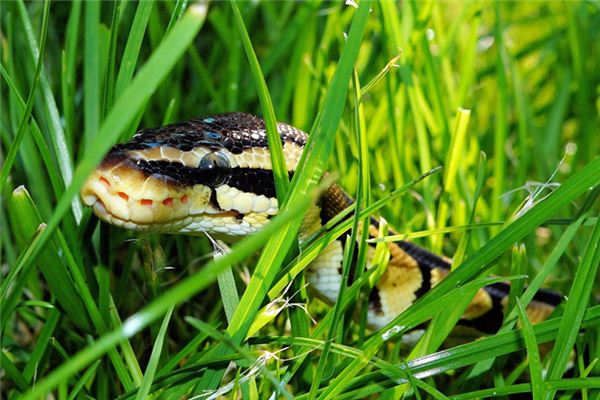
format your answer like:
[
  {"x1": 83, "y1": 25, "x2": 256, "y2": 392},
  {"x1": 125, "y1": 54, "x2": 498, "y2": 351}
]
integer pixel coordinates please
[{"x1": 81, "y1": 112, "x2": 561, "y2": 332}]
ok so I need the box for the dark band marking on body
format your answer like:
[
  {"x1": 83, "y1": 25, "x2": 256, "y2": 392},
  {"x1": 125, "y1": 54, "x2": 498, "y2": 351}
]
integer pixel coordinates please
[
  {"x1": 459, "y1": 287, "x2": 505, "y2": 334},
  {"x1": 396, "y1": 240, "x2": 452, "y2": 270},
  {"x1": 413, "y1": 261, "x2": 432, "y2": 298},
  {"x1": 481, "y1": 281, "x2": 562, "y2": 308},
  {"x1": 369, "y1": 287, "x2": 384, "y2": 316}
]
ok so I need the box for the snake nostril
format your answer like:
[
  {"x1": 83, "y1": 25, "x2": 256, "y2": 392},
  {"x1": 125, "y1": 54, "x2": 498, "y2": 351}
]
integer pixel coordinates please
[
  {"x1": 163, "y1": 198, "x2": 173, "y2": 207},
  {"x1": 141, "y1": 199, "x2": 153, "y2": 206},
  {"x1": 180, "y1": 195, "x2": 189, "y2": 204},
  {"x1": 118, "y1": 192, "x2": 129, "y2": 201},
  {"x1": 100, "y1": 177, "x2": 111, "y2": 188}
]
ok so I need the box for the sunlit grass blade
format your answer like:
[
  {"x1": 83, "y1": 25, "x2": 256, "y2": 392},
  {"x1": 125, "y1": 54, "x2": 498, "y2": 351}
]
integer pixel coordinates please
[
  {"x1": 195, "y1": 2, "x2": 372, "y2": 392},
  {"x1": 467, "y1": 212, "x2": 588, "y2": 378},
  {"x1": 408, "y1": 307, "x2": 600, "y2": 385}
]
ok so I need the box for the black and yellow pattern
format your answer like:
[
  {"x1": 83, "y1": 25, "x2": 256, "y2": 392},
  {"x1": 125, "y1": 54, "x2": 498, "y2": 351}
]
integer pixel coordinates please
[{"x1": 81, "y1": 112, "x2": 562, "y2": 333}]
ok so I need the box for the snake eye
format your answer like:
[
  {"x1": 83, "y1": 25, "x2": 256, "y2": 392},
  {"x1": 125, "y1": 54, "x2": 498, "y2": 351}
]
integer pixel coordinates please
[{"x1": 198, "y1": 151, "x2": 230, "y2": 187}]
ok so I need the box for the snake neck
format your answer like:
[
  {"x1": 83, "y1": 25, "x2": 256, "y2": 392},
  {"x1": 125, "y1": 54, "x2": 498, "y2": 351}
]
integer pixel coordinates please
[{"x1": 298, "y1": 183, "x2": 354, "y2": 242}]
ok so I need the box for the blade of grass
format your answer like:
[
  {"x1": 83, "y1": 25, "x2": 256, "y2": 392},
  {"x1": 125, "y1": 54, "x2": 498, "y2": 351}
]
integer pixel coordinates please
[
  {"x1": 545, "y1": 216, "x2": 600, "y2": 398},
  {"x1": 308, "y1": 67, "x2": 372, "y2": 398},
  {"x1": 490, "y1": 3, "x2": 508, "y2": 235},
  {"x1": 114, "y1": 0, "x2": 155, "y2": 100},
  {"x1": 60, "y1": 1, "x2": 81, "y2": 149},
  {"x1": 166, "y1": 0, "x2": 189, "y2": 32},
  {"x1": 231, "y1": 1, "x2": 288, "y2": 200},
  {"x1": 467, "y1": 212, "x2": 588, "y2": 379},
  {"x1": 516, "y1": 298, "x2": 544, "y2": 400},
  {"x1": 83, "y1": 0, "x2": 101, "y2": 153},
  {"x1": 1, "y1": 351, "x2": 29, "y2": 392},
  {"x1": 0, "y1": 64, "x2": 64, "y2": 210},
  {"x1": 135, "y1": 306, "x2": 174, "y2": 400},
  {"x1": 23, "y1": 308, "x2": 61, "y2": 382},
  {"x1": 409, "y1": 307, "x2": 600, "y2": 383},
  {"x1": 15, "y1": 0, "x2": 82, "y2": 222},
  {"x1": 5, "y1": 187, "x2": 139, "y2": 388},
  {"x1": 269, "y1": 305, "x2": 600, "y2": 399},
  {"x1": 450, "y1": 378, "x2": 600, "y2": 400},
  {"x1": 66, "y1": 360, "x2": 102, "y2": 400},
  {"x1": 453, "y1": 151, "x2": 486, "y2": 266},
  {"x1": 102, "y1": 1, "x2": 122, "y2": 113},
  {"x1": 0, "y1": 0, "x2": 49, "y2": 194}
]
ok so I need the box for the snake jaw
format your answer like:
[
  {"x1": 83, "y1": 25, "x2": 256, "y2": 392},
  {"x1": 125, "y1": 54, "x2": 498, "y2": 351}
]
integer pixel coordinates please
[
  {"x1": 81, "y1": 157, "x2": 212, "y2": 230},
  {"x1": 80, "y1": 160, "x2": 273, "y2": 236}
]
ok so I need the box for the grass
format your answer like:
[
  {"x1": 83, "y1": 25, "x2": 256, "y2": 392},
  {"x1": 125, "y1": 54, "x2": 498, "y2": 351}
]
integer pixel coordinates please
[{"x1": 1, "y1": 1, "x2": 600, "y2": 399}]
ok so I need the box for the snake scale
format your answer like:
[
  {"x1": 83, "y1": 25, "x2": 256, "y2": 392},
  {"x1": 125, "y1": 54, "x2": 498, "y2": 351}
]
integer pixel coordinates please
[{"x1": 81, "y1": 112, "x2": 561, "y2": 333}]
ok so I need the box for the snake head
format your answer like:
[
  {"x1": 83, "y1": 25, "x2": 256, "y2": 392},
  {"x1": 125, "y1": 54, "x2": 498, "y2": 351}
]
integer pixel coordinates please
[{"x1": 80, "y1": 113, "x2": 306, "y2": 237}]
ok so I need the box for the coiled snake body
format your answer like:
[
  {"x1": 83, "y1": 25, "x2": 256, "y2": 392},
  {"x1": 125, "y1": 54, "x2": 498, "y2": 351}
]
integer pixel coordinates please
[{"x1": 81, "y1": 112, "x2": 560, "y2": 332}]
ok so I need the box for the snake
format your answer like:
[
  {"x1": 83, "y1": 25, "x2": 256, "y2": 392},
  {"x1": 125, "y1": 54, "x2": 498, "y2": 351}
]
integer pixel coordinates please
[{"x1": 80, "y1": 112, "x2": 561, "y2": 333}]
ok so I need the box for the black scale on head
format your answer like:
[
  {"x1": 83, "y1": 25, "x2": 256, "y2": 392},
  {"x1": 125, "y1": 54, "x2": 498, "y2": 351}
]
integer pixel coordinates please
[{"x1": 114, "y1": 112, "x2": 306, "y2": 154}]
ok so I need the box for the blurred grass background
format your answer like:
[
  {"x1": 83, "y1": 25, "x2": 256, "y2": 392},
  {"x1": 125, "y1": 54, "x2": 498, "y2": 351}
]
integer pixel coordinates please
[{"x1": 1, "y1": 1, "x2": 599, "y2": 398}]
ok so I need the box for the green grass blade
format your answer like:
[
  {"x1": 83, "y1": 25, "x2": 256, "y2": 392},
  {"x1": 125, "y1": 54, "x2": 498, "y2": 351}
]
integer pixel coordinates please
[
  {"x1": 516, "y1": 299, "x2": 544, "y2": 400},
  {"x1": 0, "y1": 0, "x2": 49, "y2": 194},
  {"x1": 114, "y1": 0, "x2": 155, "y2": 100},
  {"x1": 231, "y1": 1, "x2": 289, "y2": 200},
  {"x1": 545, "y1": 216, "x2": 600, "y2": 396},
  {"x1": 1, "y1": 351, "x2": 29, "y2": 392},
  {"x1": 13, "y1": 0, "x2": 82, "y2": 221},
  {"x1": 60, "y1": 1, "x2": 81, "y2": 148},
  {"x1": 468, "y1": 213, "x2": 588, "y2": 378},
  {"x1": 135, "y1": 306, "x2": 174, "y2": 400},
  {"x1": 83, "y1": 1, "x2": 102, "y2": 152},
  {"x1": 186, "y1": 317, "x2": 293, "y2": 399},
  {"x1": 23, "y1": 308, "x2": 61, "y2": 382}
]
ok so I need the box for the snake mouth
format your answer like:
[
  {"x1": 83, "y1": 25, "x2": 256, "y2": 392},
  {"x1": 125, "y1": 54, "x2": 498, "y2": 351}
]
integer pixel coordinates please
[
  {"x1": 84, "y1": 193, "x2": 239, "y2": 232},
  {"x1": 80, "y1": 162, "x2": 224, "y2": 232},
  {"x1": 81, "y1": 142, "x2": 280, "y2": 236},
  {"x1": 80, "y1": 166, "x2": 271, "y2": 236}
]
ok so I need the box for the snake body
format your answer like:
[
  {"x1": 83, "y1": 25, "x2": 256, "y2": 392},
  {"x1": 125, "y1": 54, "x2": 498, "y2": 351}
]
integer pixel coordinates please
[{"x1": 81, "y1": 112, "x2": 561, "y2": 332}]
